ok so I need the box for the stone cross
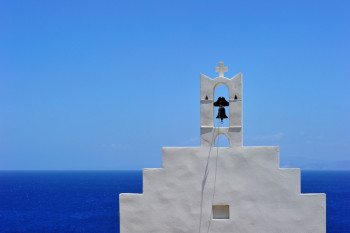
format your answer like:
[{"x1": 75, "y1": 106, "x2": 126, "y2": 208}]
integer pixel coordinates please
[{"x1": 215, "y1": 62, "x2": 228, "y2": 77}]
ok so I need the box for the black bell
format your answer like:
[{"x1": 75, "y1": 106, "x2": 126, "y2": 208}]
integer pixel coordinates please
[
  {"x1": 216, "y1": 106, "x2": 228, "y2": 122},
  {"x1": 213, "y1": 97, "x2": 229, "y2": 106}
]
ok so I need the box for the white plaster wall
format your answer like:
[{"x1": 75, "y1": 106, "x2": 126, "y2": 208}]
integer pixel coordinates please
[
  {"x1": 229, "y1": 100, "x2": 242, "y2": 126},
  {"x1": 120, "y1": 70, "x2": 325, "y2": 232},
  {"x1": 120, "y1": 146, "x2": 326, "y2": 233},
  {"x1": 200, "y1": 100, "x2": 214, "y2": 127}
]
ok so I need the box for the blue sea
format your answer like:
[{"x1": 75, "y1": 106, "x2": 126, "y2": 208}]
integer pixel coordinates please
[{"x1": 0, "y1": 170, "x2": 349, "y2": 233}]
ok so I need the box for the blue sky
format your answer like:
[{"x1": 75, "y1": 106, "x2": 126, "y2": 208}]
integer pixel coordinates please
[{"x1": 0, "y1": 0, "x2": 349, "y2": 170}]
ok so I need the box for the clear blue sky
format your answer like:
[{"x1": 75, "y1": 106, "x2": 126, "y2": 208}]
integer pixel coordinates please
[{"x1": 0, "y1": 0, "x2": 349, "y2": 170}]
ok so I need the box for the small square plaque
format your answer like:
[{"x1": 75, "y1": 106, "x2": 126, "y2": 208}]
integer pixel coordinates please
[{"x1": 212, "y1": 205, "x2": 229, "y2": 219}]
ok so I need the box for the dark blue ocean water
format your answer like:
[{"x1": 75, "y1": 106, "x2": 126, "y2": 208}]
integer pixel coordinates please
[{"x1": 0, "y1": 170, "x2": 349, "y2": 233}]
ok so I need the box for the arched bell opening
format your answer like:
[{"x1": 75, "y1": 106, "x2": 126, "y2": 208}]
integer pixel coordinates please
[
  {"x1": 214, "y1": 134, "x2": 230, "y2": 147},
  {"x1": 213, "y1": 83, "x2": 229, "y2": 127}
]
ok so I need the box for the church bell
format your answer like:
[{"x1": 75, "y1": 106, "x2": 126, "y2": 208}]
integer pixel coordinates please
[{"x1": 214, "y1": 97, "x2": 229, "y2": 122}]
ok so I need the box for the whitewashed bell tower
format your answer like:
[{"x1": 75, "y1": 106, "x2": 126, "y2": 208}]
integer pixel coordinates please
[
  {"x1": 200, "y1": 62, "x2": 242, "y2": 147},
  {"x1": 119, "y1": 62, "x2": 326, "y2": 233}
]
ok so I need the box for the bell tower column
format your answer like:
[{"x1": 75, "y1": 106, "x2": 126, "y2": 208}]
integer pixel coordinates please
[{"x1": 200, "y1": 62, "x2": 243, "y2": 147}]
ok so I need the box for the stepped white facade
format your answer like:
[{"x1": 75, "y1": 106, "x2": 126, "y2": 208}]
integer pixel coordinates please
[{"x1": 119, "y1": 63, "x2": 326, "y2": 233}]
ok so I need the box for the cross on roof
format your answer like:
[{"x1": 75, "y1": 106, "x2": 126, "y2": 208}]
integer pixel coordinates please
[{"x1": 215, "y1": 62, "x2": 228, "y2": 78}]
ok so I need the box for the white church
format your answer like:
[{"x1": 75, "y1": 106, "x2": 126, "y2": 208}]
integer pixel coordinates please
[{"x1": 119, "y1": 63, "x2": 326, "y2": 233}]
